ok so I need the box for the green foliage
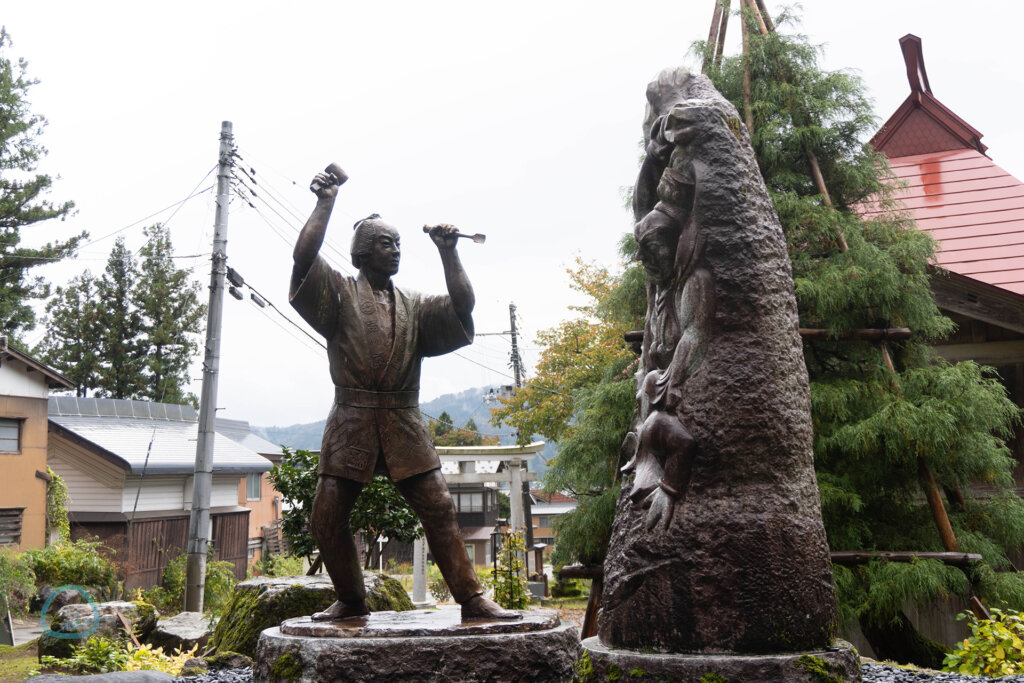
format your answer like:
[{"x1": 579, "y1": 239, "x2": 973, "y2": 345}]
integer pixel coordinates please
[
  {"x1": 428, "y1": 576, "x2": 451, "y2": 603},
  {"x1": 39, "y1": 635, "x2": 197, "y2": 676},
  {"x1": 95, "y1": 237, "x2": 147, "y2": 398},
  {"x1": 40, "y1": 635, "x2": 128, "y2": 674},
  {"x1": 38, "y1": 224, "x2": 204, "y2": 404},
  {"x1": 491, "y1": 242, "x2": 644, "y2": 566},
  {"x1": 154, "y1": 551, "x2": 237, "y2": 616},
  {"x1": 45, "y1": 466, "x2": 71, "y2": 543},
  {"x1": 267, "y1": 447, "x2": 319, "y2": 560},
  {"x1": 22, "y1": 538, "x2": 117, "y2": 592},
  {"x1": 37, "y1": 272, "x2": 102, "y2": 396},
  {"x1": 0, "y1": 28, "x2": 81, "y2": 340},
  {"x1": 352, "y1": 476, "x2": 423, "y2": 570},
  {"x1": 944, "y1": 608, "x2": 1024, "y2": 677},
  {"x1": 0, "y1": 549, "x2": 35, "y2": 615},
  {"x1": 254, "y1": 553, "x2": 304, "y2": 578},
  {"x1": 697, "y1": 8, "x2": 1024, "y2": 641},
  {"x1": 489, "y1": 530, "x2": 530, "y2": 610},
  {"x1": 268, "y1": 447, "x2": 423, "y2": 569},
  {"x1": 135, "y1": 223, "x2": 205, "y2": 406},
  {"x1": 429, "y1": 412, "x2": 499, "y2": 446}
]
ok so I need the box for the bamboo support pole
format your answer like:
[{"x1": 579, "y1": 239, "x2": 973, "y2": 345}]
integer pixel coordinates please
[
  {"x1": 753, "y1": 0, "x2": 775, "y2": 31},
  {"x1": 714, "y1": 0, "x2": 731, "y2": 69},
  {"x1": 743, "y1": 0, "x2": 770, "y2": 35},
  {"x1": 740, "y1": 11, "x2": 755, "y2": 135},
  {"x1": 703, "y1": 0, "x2": 725, "y2": 74}
]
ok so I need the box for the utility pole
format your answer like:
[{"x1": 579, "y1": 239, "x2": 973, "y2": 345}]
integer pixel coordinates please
[
  {"x1": 185, "y1": 121, "x2": 234, "y2": 612},
  {"x1": 508, "y1": 302, "x2": 522, "y2": 389}
]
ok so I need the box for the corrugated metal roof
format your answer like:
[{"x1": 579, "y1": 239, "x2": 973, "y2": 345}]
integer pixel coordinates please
[
  {"x1": 861, "y1": 149, "x2": 1024, "y2": 295},
  {"x1": 48, "y1": 397, "x2": 272, "y2": 475}
]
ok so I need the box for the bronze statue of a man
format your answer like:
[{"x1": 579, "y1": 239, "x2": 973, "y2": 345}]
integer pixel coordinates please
[{"x1": 290, "y1": 167, "x2": 517, "y2": 621}]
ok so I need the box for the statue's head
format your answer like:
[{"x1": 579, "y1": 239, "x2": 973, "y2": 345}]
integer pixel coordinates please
[
  {"x1": 351, "y1": 214, "x2": 401, "y2": 276},
  {"x1": 635, "y1": 206, "x2": 682, "y2": 286}
]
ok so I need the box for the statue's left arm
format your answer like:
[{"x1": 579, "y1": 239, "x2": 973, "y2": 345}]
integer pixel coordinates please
[{"x1": 427, "y1": 223, "x2": 475, "y2": 331}]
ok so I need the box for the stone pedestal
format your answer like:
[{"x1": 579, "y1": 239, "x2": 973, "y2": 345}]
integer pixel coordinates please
[
  {"x1": 581, "y1": 637, "x2": 861, "y2": 682},
  {"x1": 254, "y1": 607, "x2": 578, "y2": 682}
]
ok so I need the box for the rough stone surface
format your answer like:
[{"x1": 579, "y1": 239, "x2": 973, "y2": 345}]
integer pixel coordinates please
[
  {"x1": 210, "y1": 573, "x2": 413, "y2": 657},
  {"x1": 150, "y1": 611, "x2": 215, "y2": 652},
  {"x1": 205, "y1": 651, "x2": 254, "y2": 670},
  {"x1": 39, "y1": 600, "x2": 159, "y2": 658},
  {"x1": 601, "y1": 67, "x2": 839, "y2": 654},
  {"x1": 254, "y1": 607, "x2": 578, "y2": 682},
  {"x1": 580, "y1": 637, "x2": 861, "y2": 682}
]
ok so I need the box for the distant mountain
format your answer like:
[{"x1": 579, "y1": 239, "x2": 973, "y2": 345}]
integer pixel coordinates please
[{"x1": 253, "y1": 385, "x2": 554, "y2": 478}]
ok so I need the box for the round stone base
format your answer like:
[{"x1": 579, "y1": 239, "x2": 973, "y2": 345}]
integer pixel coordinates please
[
  {"x1": 580, "y1": 637, "x2": 861, "y2": 682},
  {"x1": 254, "y1": 607, "x2": 579, "y2": 682}
]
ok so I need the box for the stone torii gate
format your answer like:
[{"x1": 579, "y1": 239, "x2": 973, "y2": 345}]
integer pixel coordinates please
[{"x1": 410, "y1": 442, "x2": 545, "y2": 605}]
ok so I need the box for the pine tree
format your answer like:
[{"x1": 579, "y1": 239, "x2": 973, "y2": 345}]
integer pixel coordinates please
[
  {"x1": 0, "y1": 29, "x2": 80, "y2": 341},
  {"x1": 37, "y1": 271, "x2": 101, "y2": 395},
  {"x1": 135, "y1": 223, "x2": 204, "y2": 405},
  {"x1": 94, "y1": 237, "x2": 145, "y2": 399}
]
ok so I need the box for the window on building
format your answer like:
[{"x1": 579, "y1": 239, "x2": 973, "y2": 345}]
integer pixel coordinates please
[
  {"x1": 465, "y1": 543, "x2": 475, "y2": 565},
  {"x1": 0, "y1": 418, "x2": 21, "y2": 454},
  {"x1": 246, "y1": 473, "x2": 262, "y2": 501},
  {"x1": 0, "y1": 508, "x2": 24, "y2": 546}
]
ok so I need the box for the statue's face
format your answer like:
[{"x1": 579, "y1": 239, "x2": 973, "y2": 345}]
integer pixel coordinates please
[
  {"x1": 362, "y1": 224, "x2": 401, "y2": 277},
  {"x1": 636, "y1": 213, "x2": 677, "y2": 285}
]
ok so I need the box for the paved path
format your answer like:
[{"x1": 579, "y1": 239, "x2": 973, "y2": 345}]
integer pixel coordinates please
[{"x1": 10, "y1": 616, "x2": 43, "y2": 646}]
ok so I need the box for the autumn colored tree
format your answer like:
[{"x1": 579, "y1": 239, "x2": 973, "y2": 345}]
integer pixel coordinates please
[{"x1": 491, "y1": 250, "x2": 645, "y2": 566}]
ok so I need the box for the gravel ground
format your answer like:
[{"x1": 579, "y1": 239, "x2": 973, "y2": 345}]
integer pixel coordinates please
[
  {"x1": 861, "y1": 661, "x2": 1024, "y2": 682},
  {"x1": 172, "y1": 661, "x2": 1024, "y2": 682}
]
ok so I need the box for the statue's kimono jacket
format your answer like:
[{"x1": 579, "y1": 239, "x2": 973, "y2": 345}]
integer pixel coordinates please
[{"x1": 290, "y1": 256, "x2": 473, "y2": 482}]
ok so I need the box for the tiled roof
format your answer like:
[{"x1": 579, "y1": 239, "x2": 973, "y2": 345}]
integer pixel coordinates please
[{"x1": 48, "y1": 397, "x2": 272, "y2": 475}]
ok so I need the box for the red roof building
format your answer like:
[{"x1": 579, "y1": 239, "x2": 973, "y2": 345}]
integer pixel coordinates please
[{"x1": 870, "y1": 34, "x2": 1024, "y2": 479}]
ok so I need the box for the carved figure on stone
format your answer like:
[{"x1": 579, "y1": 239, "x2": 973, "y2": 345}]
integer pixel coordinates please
[
  {"x1": 290, "y1": 166, "x2": 518, "y2": 622},
  {"x1": 600, "y1": 68, "x2": 839, "y2": 654}
]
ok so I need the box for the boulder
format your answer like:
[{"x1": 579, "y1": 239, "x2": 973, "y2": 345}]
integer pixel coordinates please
[
  {"x1": 210, "y1": 572, "x2": 413, "y2": 657},
  {"x1": 148, "y1": 611, "x2": 214, "y2": 653},
  {"x1": 38, "y1": 600, "x2": 159, "y2": 659}
]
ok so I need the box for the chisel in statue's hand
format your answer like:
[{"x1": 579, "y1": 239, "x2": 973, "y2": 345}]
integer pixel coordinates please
[{"x1": 421, "y1": 225, "x2": 487, "y2": 244}]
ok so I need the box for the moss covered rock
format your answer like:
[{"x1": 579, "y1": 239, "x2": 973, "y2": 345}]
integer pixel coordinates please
[{"x1": 210, "y1": 573, "x2": 413, "y2": 657}]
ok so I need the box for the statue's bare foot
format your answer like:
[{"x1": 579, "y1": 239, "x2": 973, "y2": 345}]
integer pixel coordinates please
[
  {"x1": 312, "y1": 600, "x2": 369, "y2": 621},
  {"x1": 461, "y1": 595, "x2": 522, "y2": 620}
]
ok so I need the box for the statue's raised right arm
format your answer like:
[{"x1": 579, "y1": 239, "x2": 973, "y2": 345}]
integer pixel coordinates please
[{"x1": 293, "y1": 166, "x2": 348, "y2": 278}]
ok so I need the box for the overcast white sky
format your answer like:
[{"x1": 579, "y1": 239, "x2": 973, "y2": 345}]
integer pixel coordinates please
[{"x1": 5, "y1": 1, "x2": 1024, "y2": 428}]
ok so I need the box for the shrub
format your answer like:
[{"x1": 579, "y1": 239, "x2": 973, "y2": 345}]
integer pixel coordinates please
[
  {"x1": 488, "y1": 531, "x2": 530, "y2": 610},
  {"x1": 22, "y1": 538, "x2": 116, "y2": 592},
  {"x1": 156, "y1": 552, "x2": 237, "y2": 616},
  {"x1": 40, "y1": 635, "x2": 128, "y2": 674},
  {"x1": 551, "y1": 578, "x2": 582, "y2": 599},
  {"x1": 254, "y1": 554, "x2": 304, "y2": 578},
  {"x1": 944, "y1": 608, "x2": 1024, "y2": 677},
  {"x1": 38, "y1": 635, "x2": 197, "y2": 676},
  {"x1": 429, "y1": 577, "x2": 451, "y2": 603},
  {"x1": 0, "y1": 550, "x2": 35, "y2": 615}
]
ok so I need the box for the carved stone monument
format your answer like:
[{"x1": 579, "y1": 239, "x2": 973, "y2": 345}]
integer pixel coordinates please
[{"x1": 582, "y1": 68, "x2": 859, "y2": 681}]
